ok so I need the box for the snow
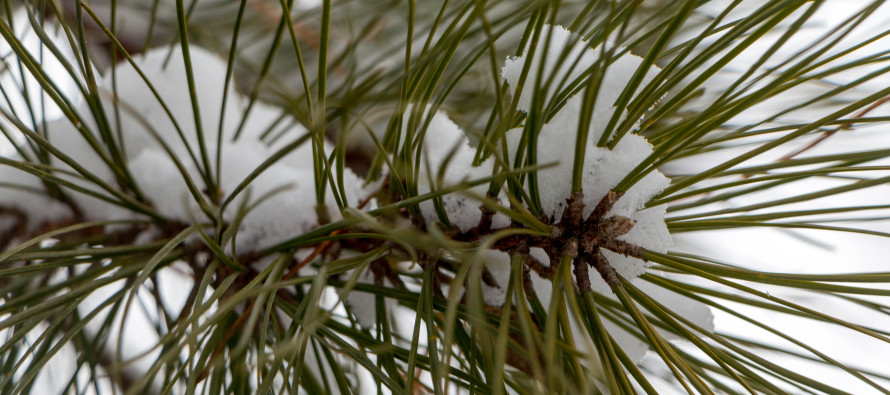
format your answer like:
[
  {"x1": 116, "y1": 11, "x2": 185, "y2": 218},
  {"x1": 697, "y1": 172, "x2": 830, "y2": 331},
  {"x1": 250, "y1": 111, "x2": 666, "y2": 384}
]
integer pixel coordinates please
[
  {"x1": 410, "y1": 25, "x2": 676, "y2": 288},
  {"x1": 502, "y1": 25, "x2": 668, "y2": 221},
  {"x1": 0, "y1": 44, "x2": 375, "y2": 252},
  {"x1": 500, "y1": 25, "x2": 674, "y2": 284},
  {"x1": 480, "y1": 249, "x2": 512, "y2": 306},
  {"x1": 409, "y1": 27, "x2": 675, "y2": 282},
  {"x1": 0, "y1": 7, "x2": 81, "y2": 157},
  {"x1": 403, "y1": 105, "x2": 511, "y2": 232},
  {"x1": 105, "y1": 46, "x2": 376, "y2": 251},
  {"x1": 502, "y1": 24, "x2": 661, "y2": 117},
  {"x1": 0, "y1": 9, "x2": 82, "y2": 228},
  {"x1": 0, "y1": 166, "x2": 74, "y2": 230},
  {"x1": 343, "y1": 266, "x2": 399, "y2": 328},
  {"x1": 102, "y1": 45, "x2": 236, "y2": 159},
  {"x1": 502, "y1": 24, "x2": 713, "y2": 363},
  {"x1": 403, "y1": 24, "x2": 713, "y2": 370},
  {"x1": 126, "y1": 149, "x2": 194, "y2": 220}
]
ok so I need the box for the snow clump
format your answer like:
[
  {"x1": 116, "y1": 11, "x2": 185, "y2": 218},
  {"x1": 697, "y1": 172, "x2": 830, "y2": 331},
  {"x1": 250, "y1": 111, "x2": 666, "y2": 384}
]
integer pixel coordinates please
[
  {"x1": 414, "y1": 24, "x2": 673, "y2": 285},
  {"x1": 401, "y1": 105, "x2": 512, "y2": 232},
  {"x1": 0, "y1": 45, "x2": 374, "y2": 252},
  {"x1": 409, "y1": 24, "x2": 713, "y2": 363}
]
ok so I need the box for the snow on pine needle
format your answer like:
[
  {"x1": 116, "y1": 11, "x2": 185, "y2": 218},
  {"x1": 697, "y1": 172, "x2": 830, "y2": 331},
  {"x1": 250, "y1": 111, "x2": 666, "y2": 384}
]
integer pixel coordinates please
[{"x1": 407, "y1": 24, "x2": 713, "y2": 365}]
